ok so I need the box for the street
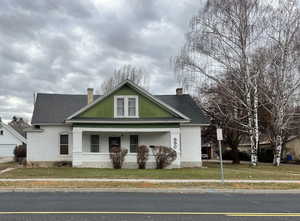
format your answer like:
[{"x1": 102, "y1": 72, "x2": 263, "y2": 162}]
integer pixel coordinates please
[{"x1": 0, "y1": 191, "x2": 299, "y2": 220}]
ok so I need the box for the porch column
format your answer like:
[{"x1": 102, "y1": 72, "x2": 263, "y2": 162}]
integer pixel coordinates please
[
  {"x1": 72, "y1": 127, "x2": 83, "y2": 167},
  {"x1": 170, "y1": 128, "x2": 181, "y2": 168}
]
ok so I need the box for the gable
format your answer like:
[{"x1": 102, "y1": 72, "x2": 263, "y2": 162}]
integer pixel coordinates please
[
  {"x1": 78, "y1": 85, "x2": 176, "y2": 119},
  {"x1": 0, "y1": 123, "x2": 26, "y2": 144}
]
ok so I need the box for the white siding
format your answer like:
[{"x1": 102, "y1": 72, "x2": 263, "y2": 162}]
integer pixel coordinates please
[
  {"x1": 0, "y1": 126, "x2": 23, "y2": 157},
  {"x1": 81, "y1": 132, "x2": 170, "y2": 154},
  {"x1": 76, "y1": 132, "x2": 170, "y2": 168},
  {"x1": 180, "y1": 125, "x2": 202, "y2": 167},
  {"x1": 27, "y1": 126, "x2": 73, "y2": 162}
]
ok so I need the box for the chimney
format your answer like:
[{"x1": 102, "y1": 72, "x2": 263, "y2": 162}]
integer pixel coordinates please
[
  {"x1": 87, "y1": 88, "x2": 94, "y2": 104},
  {"x1": 176, "y1": 88, "x2": 183, "y2": 95}
]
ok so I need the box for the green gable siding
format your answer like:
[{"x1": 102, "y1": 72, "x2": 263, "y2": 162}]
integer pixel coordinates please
[{"x1": 79, "y1": 85, "x2": 175, "y2": 118}]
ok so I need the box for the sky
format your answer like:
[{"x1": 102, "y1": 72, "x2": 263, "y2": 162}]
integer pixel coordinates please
[{"x1": 0, "y1": 0, "x2": 203, "y2": 123}]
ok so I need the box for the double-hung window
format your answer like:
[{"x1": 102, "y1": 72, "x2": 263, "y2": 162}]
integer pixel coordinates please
[
  {"x1": 60, "y1": 134, "x2": 69, "y2": 155},
  {"x1": 90, "y1": 135, "x2": 100, "y2": 152},
  {"x1": 116, "y1": 97, "x2": 125, "y2": 117},
  {"x1": 130, "y1": 135, "x2": 139, "y2": 153},
  {"x1": 114, "y1": 96, "x2": 138, "y2": 118},
  {"x1": 128, "y1": 98, "x2": 137, "y2": 117}
]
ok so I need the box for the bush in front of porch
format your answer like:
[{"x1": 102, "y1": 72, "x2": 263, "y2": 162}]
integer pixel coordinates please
[
  {"x1": 137, "y1": 145, "x2": 149, "y2": 169},
  {"x1": 109, "y1": 146, "x2": 128, "y2": 169},
  {"x1": 150, "y1": 145, "x2": 177, "y2": 169}
]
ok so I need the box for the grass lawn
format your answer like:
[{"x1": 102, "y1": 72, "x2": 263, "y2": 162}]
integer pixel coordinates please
[
  {"x1": 1, "y1": 162, "x2": 300, "y2": 180},
  {"x1": 0, "y1": 162, "x2": 17, "y2": 171}
]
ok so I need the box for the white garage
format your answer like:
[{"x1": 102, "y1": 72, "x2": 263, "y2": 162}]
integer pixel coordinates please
[{"x1": 0, "y1": 120, "x2": 26, "y2": 157}]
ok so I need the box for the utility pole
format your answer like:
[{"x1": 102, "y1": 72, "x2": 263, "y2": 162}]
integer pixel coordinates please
[{"x1": 217, "y1": 128, "x2": 224, "y2": 184}]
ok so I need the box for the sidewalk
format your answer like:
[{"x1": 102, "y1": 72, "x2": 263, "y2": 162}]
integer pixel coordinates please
[{"x1": 0, "y1": 178, "x2": 300, "y2": 183}]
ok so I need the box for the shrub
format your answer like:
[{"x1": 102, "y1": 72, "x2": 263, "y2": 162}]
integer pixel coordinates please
[
  {"x1": 150, "y1": 145, "x2": 177, "y2": 169},
  {"x1": 137, "y1": 145, "x2": 149, "y2": 169},
  {"x1": 13, "y1": 144, "x2": 26, "y2": 163},
  {"x1": 222, "y1": 150, "x2": 250, "y2": 161},
  {"x1": 258, "y1": 149, "x2": 274, "y2": 163},
  {"x1": 54, "y1": 161, "x2": 72, "y2": 167},
  {"x1": 109, "y1": 146, "x2": 128, "y2": 169}
]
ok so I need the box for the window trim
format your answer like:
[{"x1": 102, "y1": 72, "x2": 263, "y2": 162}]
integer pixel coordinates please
[
  {"x1": 59, "y1": 134, "x2": 69, "y2": 155},
  {"x1": 90, "y1": 134, "x2": 100, "y2": 153},
  {"x1": 114, "y1": 95, "x2": 139, "y2": 118},
  {"x1": 129, "y1": 135, "x2": 139, "y2": 153}
]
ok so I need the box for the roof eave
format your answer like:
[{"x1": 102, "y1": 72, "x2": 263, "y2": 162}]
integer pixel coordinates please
[{"x1": 66, "y1": 119, "x2": 190, "y2": 124}]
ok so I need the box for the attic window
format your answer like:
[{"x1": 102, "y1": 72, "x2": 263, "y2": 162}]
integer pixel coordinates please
[{"x1": 114, "y1": 96, "x2": 139, "y2": 118}]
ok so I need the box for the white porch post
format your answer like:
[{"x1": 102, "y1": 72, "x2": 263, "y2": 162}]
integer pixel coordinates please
[
  {"x1": 170, "y1": 128, "x2": 181, "y2": 168},
  {"x1": 72, "y1": 127, "x2": 83, "y2": 167}
]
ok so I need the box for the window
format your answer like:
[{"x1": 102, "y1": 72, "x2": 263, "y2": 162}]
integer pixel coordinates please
[
  {"x1": 60, "y1": 134, "x2": 69, "y2": 155},
  {"x1": 114, "y1": 96, "x2": 138, "y2": 118},
  {"x1": 90, "y1": 135, "x2": 100, "y2": 152},
  {"x1": 128, "y1": 98, "x2": 136, "y2": 116},
  {"x1": 0, "y1": 130, "x2": 3, "y2": 135},
  {"x1": 116, "y1": 97, "x2": 125, "y2": 117},
  {"x1": 130, "y1": 135, "x2": 139, "y2": 153}
]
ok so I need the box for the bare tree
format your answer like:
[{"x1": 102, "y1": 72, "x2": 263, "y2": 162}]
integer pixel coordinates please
[
  {"x1": 196, "y1": 72, "x2": 250, "y2": 164},
  {"x1": 174, "y1": 0, "x2": 268, "y2": 166},
  {"x1": 258, "y1": 0, "x2": 300, "y2": 166},
  {"x1": 101, "y1": 65, "x2": 147, "y2": 94}
]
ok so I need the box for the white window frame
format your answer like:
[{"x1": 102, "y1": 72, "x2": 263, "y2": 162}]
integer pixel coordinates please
[
  {"x1": 90, "y1": 134, "x2": 100, "y2": 153},
  {"x1": 59, "y1": 133, "x2": 69, "y2": 155},
  {"x1": 114, "y1": 95, "x2": 139, "y2": 118},
  {"x1": 129, "y1": 134, "x2": 139, "y2": 153}
]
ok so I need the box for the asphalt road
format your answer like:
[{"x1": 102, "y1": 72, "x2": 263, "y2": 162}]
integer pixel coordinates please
[{"x1": 0, "y1": 191, "x2": 299, "y2": 220}]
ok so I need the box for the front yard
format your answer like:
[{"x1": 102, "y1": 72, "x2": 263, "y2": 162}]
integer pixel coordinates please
[{"x1": 1, "y1": 162, "x2": 300, "y2": 180}]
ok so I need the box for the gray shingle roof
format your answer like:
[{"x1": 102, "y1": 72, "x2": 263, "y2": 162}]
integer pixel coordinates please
[{"x1": 31, "y1": 93, "x2": 209, "y2": 125}]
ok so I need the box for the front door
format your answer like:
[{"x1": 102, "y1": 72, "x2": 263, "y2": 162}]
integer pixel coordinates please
[{"x1": 109, "y1": 137, "x2": 121, "y2": 152}]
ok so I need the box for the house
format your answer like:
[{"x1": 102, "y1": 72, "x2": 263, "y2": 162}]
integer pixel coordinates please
[
  {"x1": 283, "y1": 136, "x2": 300, "y2": 161},
  {"x1": 0, "y1": 118, "x2": 27, "y2": 157},
  {"x1": 26, "y1": 80, "x2": 209, "y2": 168}
]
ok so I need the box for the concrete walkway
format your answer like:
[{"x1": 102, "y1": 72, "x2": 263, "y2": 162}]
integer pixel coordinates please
[{"x1": 0, "y1": 178, "x2": 299, "y2": 183}]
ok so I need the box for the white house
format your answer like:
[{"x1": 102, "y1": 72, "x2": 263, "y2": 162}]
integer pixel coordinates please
[
  {"x1": 26, "y1": 80, "x2": 209, "y2": 168},
  {"x1": 0, "y1": 119, "x2": 27, "y2": 157}
]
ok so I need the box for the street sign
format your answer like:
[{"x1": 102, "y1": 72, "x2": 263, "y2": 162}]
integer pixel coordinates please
[
  {"x1": 217, "y1": 128, "x2": 224, "y2": 184},
  {"x1": 217, "y1": 128, "x2": 223, "y2": 141}
]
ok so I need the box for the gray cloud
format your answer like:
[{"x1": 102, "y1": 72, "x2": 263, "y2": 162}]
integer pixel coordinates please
[{"x1": 0, "y1": 0, "x2": 202, "y2": 123}]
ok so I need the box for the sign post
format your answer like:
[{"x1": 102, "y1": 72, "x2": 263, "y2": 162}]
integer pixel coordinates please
[{"x1": 217, "y1": 128, "x2": 224, "y2": 184}]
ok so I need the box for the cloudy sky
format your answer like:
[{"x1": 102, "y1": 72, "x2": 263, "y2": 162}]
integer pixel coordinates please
[{"x1": 0, "y1": 0, "x2": 202, "y2": 123}]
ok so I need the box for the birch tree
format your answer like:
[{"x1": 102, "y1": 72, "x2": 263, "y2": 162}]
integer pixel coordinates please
[
  {"x1": 174, "y1": 0, "x2": 268, "y2": 166},
  {"x1": 197, "y1": 77, "x2": 245, "y2": 164},
  {"x1": 258, "y1": 0, "x2": 300, "y2": 166}
]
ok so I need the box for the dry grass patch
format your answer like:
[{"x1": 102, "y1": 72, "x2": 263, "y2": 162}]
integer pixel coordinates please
[{"x1": 0, "y1": 181, "x2": 300, "y2": 190}]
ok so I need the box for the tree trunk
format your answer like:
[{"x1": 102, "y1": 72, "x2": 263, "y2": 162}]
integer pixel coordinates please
[
  {"x1": 273, "y1": 135, "x2": 282, "y2": 166},
  {"x1": 253, "y1": 79, "x2": 259, "y2": 166},
  {"x1": 250, "y1": 130, "x2": 257, "y2": 166},
  {"x1": 231, "y1": 147, "x2": 240, "y2": 164}
]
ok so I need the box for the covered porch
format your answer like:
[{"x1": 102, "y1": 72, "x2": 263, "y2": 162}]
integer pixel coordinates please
[{"x1": 72, "y1": 127, "x2": 181, "y2": 168}]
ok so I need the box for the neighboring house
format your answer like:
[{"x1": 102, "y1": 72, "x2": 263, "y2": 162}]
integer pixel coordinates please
[
  {"x1": 0, "y1": 118, "x2": 27, "y2": 157},
  {"x1": 26, "y1": 80, "x2": 209, "y2": 168},
  {"x1": 283, "y1": 136, "x2": 300, "y2": 161}
]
